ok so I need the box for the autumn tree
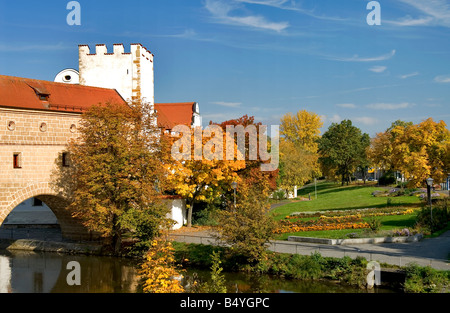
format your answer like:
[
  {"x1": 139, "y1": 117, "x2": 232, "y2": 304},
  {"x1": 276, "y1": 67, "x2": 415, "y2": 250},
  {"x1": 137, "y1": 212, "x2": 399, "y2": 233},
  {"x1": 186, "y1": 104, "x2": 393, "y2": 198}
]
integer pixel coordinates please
[
  {"x1": 369, "y1": 118, "x2": 450, "y2": 187},
  {"x1": 166, "y1": 125, "x2": 245, "y2": 227},
  {"x1": 318, "y1": 120, "x2": 370, "y2": 185},
  {"x1": 280, "y1": 110, "x2": 323, "y2": 153},
  {"x1": 140, "y1": 238, "x2": 184, "y2": 293},
  {"x1": 278, "y1": 140, "x2": 318, "y2": 195},
  {"x1": 52, "y1": 102, "x2": 171, "y2": 254},
  {"x1": 211, "y1": 115, "x2": 279, "y2": 195},
  {"x1": 278, "y1": 110, "x2": 323, "y2": 192}
]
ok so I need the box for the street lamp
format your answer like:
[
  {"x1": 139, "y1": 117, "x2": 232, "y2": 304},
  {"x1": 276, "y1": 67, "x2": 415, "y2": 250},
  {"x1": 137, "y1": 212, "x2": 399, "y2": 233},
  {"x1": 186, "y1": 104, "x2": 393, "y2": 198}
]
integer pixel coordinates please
[
  {"x1": 231, "y1": 181, "x2": 238, "y2": 209},
  {"x1": 426, "y1": 177, "x2": 434, "y2": 232}
]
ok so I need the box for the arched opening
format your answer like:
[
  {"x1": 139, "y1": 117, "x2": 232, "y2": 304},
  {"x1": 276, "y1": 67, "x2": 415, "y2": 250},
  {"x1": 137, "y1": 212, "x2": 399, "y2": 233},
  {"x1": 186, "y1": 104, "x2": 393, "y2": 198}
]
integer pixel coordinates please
[
  {"x1": 0, "y1": 196, "x2": 62, "y2": 241},
  {"x1": 0, "y1": 184, "x2": 100, "y2": 241}
]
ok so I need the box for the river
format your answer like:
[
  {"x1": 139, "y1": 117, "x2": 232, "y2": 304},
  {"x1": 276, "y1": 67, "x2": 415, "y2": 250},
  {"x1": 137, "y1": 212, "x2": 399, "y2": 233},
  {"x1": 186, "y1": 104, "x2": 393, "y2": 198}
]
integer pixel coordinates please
[{"x1": 0, "y1": 250, "x2": 395, "y2": 293}]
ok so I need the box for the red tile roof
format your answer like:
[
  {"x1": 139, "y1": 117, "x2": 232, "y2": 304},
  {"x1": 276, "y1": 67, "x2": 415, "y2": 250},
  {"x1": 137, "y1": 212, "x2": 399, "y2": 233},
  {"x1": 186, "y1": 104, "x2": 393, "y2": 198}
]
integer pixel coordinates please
[
  {"x1": 154, "y1": 102, "x2": 195, "y2": 130},
  {"x1": 0, "y1": 75, "x2": 127, "y2": 113}
]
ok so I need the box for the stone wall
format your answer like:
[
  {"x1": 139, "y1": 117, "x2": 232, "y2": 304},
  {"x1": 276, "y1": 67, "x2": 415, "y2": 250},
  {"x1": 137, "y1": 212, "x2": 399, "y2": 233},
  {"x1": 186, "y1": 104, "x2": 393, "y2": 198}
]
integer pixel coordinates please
[{"x1": 0, "y1": 107, "x2": 94, "y2": 239}]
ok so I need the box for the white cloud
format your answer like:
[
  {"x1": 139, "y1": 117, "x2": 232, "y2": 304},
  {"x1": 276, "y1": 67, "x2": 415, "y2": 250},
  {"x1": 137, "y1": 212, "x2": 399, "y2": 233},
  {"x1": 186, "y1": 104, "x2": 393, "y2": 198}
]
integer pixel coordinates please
[
  {"x1": 328, "y1": 114, "x2": 342, "y2": 123},
  {"x1": 211, "y1": 101, "x2": 242, "y2": 108},
  {"x1": 369, "y1": 66, "x2": 387, "y2": 73},
  {"x1": 235, "y1": 0, "x2": 348, "y2": 22},
  {"x1": 385, "y1": 15, "x2": 434, "y2": 27},
  {"x1": 400, "y1": 72, "x2": 419, "y2": 79},
  {"x1": 204, "y1": 0, "x2": 289, "y2": 32},
  {"x1": 393, "y1": 0, "x2": 450, "y2": 27},
  {"x1": 366, "y1": 102, "x2": 414, "y2": 110},
  {"x1": 336, "y1": 103, "x2": 357, "y2": 109},
  {"x1": 354, "y1": 117, "x2": 379, "y2": 126},
  {"x1": 434, "y1": 75, "x2": 450, "y2": 83},
  {"x1": 324, "y1": 50, "x2": 396, "y2": 62}
]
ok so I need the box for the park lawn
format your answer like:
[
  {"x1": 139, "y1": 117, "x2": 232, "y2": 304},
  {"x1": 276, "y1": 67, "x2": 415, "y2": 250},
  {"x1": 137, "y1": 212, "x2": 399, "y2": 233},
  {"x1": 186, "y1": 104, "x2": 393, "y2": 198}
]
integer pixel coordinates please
[
  {"x1": 274, "y1": 211, "x2": 419, "y2": 240},
  {"x1": 271, "y1": 181, "x2": 421, "y2": 221}
]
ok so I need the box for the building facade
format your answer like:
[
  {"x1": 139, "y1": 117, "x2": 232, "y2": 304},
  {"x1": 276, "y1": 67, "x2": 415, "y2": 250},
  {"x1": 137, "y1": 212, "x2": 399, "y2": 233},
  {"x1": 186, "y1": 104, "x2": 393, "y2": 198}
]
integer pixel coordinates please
[{"x1": 0, "y1": 43, "x2": 200, "y2": 235}]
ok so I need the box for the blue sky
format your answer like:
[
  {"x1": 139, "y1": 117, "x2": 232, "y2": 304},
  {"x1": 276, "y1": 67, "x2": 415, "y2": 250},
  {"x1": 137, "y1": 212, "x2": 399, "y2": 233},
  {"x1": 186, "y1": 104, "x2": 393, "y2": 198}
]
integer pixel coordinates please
[{"x1": 0, "y1": 0, "x2": 449, "y2": 136}]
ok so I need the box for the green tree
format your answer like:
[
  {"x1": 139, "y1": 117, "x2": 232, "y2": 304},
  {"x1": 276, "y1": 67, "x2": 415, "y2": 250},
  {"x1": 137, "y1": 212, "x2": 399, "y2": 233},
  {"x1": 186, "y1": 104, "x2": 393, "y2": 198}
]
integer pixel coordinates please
[
  {"x1": 202, "y1": 251, "x2": 227, "y2": 293},
  {"x1": 318, "y1": 120, "x2": 370, "y2": 185},
  {"x1": 216, "y1": 178, "x2": 276, "y2": 264},
  {"x1": 52, "y1": 102, "x2": 171, "y2": 254}
]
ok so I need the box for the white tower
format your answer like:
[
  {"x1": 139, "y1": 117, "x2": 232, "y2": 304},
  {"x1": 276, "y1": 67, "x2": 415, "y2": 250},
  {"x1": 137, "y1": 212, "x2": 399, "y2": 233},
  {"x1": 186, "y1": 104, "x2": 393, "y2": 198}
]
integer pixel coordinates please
[{"x1": 78, "y1": 43, "x2": 154, "y2": 106}]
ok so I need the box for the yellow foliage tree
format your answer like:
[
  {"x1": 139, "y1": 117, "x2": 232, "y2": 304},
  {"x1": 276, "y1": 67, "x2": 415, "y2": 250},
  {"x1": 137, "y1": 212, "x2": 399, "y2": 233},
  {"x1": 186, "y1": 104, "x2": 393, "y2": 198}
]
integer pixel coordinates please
[
  {"x1": 369, "y1": 118, "x2": 450, "y2": 187},
  {"x1": 280, "y1": 110, "x2": 323, "y2": 153},
  {"x1": 166, "y1": 126, "x2": 246, "y2": 227},
  {"x1": 278, "y1": 110, "x2": 323, "y2": 190},
  {"x1": 278, "y1": 140, "x2": 318, "y2": 195},
  {"x1": 139, "y1": 239, "x2": 184, "y2": 293}
]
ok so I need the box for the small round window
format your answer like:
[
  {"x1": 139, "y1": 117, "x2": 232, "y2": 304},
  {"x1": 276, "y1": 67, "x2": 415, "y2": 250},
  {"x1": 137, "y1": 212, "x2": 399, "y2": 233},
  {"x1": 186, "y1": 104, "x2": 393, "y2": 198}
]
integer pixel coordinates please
[
  {"x1": 7, "y1": 121, "x2": 16, "y2": 131},
  {"x1": 64, "y1": 75, "x2": 72, "y2": 82},
  {"x1": 70, "y1": 124, "x2": 77, "y2": 133},
  {"x1": 39, "y1": 122, "x2": 48, "y2": 132}
]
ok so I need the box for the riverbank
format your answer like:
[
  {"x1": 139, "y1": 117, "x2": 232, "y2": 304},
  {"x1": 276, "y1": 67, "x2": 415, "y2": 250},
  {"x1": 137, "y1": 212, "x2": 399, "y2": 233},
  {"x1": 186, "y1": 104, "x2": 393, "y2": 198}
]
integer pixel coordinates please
[{"x1": 0, "y1": 238, "x2": 104, "y2": 255}]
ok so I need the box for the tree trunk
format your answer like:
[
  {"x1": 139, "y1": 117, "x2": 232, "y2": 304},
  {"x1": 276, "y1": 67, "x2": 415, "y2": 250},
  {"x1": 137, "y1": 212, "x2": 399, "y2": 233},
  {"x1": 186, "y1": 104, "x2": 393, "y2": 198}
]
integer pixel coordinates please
[
  {"x1": 111, "y1": 214, "x2": 122, "y2": 255},
  {"x1": 187, "y1": 201, "x2": 194, "y2": 227}
]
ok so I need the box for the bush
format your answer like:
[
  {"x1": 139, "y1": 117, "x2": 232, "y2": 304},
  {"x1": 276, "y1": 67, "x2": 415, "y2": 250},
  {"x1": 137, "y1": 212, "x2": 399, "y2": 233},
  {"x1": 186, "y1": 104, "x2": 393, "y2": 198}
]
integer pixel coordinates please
[
  {"x1": 403, "y1": 263, "x2": 450, "y2": 293},
  {"x1": 379, "y1": 172, "x2": 396, "y2": 186},
  {"x1": 272, "y1": 190, "x2": 287, "y2": 200},
  {"x1": 415, "y1": 199, "x2": 450, "y2": 232},
  {"x1": 367, "y1": 216, "x2": 382, "y2": 232}
]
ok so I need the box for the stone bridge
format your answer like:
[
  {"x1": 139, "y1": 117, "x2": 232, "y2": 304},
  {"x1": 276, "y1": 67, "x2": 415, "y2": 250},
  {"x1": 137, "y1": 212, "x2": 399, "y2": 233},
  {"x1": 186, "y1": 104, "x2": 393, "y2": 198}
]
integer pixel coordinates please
[{"x1": 0, "y1": 75, "x2": 126, "y2": 241}]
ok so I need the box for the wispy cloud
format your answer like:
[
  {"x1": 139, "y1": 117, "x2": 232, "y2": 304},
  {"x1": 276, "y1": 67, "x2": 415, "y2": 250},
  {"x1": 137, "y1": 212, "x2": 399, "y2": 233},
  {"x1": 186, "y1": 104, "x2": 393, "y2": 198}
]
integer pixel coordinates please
[
  {"x1": 400, "y1": 72, "x2": 419, "y2": 79},
  {"x1": 434, "y1": 75, "x2": 450, "y2": 83},
  {"x1": 354, "y1": 117, "x2": 379, "y2": 126},
  {"x1": 204, "y1": 0, "x2": 289, "y2": 32},
  {"x1": 336, "y1": 103, "x2": 357, "y2": 109},
  {"x1": 0, "y1": 42, "x2": 70, "y2": 52},
  {"x1": 211, "y1": 101, "x2": 242, "y2": 108},
  {"x1": 323, "y1": 50, "x2": 396, "y2": 62},
  {"x1": 388, "y1": 0, "x2": 450, "y2": 27},
  {"x1": 234, "y1": 0, "x2": 348, "y2": 22},
  {"x1": 385, "y1": 16, "x2": 434, "y2": 27},
  {"x1": 366, "y1": 102, "x2": 414, "y2": 110},
  {"x1": 369, "y1": 66, "x2": 387, "y2": 73},
  {"x1": 326, "y1": 114, "x2": 342, "y2": 124}
]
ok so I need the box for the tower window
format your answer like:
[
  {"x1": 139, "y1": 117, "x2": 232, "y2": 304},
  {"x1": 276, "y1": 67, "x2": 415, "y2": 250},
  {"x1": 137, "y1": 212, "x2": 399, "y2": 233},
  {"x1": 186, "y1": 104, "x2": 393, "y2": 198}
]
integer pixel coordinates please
[{"x1": 13, "y1": 153, "x2": 22, "y2": 169}]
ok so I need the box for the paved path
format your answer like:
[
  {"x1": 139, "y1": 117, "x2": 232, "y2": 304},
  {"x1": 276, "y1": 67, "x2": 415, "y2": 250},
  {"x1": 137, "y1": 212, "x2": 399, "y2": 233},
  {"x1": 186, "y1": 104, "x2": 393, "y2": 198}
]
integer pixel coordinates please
[{"x1": 169, "y1": 228, "x2": 450, "y2": 270}]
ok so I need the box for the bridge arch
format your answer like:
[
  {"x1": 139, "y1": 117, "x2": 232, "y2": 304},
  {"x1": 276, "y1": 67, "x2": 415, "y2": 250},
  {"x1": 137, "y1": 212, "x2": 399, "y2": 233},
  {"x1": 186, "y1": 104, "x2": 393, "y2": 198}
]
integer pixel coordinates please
[{"x1": 0, "y1": 182, "x2": 97, "y2": 241}]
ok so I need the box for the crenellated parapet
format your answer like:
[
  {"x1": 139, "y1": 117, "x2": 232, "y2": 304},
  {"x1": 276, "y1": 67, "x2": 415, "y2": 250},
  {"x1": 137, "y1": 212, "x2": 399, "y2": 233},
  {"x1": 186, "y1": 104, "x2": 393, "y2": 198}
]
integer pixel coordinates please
[{"x1": 78, "y1": 43, "x2": 154, "y2": 105}]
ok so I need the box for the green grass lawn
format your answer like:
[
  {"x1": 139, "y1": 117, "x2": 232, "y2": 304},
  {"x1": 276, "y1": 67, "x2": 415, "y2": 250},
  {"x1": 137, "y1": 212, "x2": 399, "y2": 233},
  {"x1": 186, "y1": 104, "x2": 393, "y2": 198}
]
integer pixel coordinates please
[
  {"x1": 271, "y1": 181, "x2": 422, "y2": 239},
  {"x1": 272, "y1": 181, "x2": 421, "y2": 221}
]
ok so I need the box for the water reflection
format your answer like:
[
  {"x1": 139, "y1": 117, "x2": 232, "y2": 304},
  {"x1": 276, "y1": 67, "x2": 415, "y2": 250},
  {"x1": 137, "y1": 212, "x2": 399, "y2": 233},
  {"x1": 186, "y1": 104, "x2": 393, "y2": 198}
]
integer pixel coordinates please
[
  {"x1": 0, "y1": 251, "x2": 394, "y2": 293},
  {"x1": 0, "y1": 251, "x2": 140, "y2": 293}
]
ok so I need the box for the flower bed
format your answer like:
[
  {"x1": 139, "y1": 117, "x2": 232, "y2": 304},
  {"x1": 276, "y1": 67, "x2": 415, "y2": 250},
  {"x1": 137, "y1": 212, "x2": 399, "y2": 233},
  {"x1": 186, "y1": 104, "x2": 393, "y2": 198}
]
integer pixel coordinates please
[{"x1": 274, "y1": 207, "x2": 417, "y2": 235}]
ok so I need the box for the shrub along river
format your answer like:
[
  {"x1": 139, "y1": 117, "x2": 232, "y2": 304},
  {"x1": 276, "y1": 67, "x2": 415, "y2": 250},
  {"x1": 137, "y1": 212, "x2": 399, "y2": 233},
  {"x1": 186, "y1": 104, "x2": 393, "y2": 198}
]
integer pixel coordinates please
[{"x1": 0, "y1": 250, "x2": 396, "y2": 293}]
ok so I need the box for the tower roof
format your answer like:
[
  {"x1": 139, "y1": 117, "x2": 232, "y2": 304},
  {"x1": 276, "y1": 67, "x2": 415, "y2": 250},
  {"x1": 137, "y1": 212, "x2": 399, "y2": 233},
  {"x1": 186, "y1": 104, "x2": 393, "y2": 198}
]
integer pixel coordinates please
[{"x1": 0, "y1": 75, "x2": 127, "y2": 113}]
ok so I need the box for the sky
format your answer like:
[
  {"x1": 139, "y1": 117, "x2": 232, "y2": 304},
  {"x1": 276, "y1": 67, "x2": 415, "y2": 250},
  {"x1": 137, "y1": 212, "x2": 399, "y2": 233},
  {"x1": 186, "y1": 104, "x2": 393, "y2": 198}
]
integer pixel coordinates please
[{"x1": 0, "y1": 0, "x2": 449, "y2": 136}]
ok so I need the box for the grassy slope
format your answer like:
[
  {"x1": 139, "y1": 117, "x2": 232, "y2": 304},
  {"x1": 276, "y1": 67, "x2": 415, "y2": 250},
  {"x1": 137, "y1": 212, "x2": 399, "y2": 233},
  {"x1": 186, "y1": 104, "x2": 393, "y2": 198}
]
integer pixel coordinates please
[
  {"x1": 272, "y1": 181, "x2": 421, "y2": 220},
  {"x1": 272, "y1": 181, "x2": 422, "y2": 239}
]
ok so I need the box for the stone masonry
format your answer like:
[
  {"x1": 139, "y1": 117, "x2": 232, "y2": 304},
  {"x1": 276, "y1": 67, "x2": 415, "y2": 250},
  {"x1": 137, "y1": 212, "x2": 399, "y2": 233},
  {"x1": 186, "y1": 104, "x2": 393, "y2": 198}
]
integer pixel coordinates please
[{"x1": 0, "y1": 107, "x2": 96, "y2": 240}]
